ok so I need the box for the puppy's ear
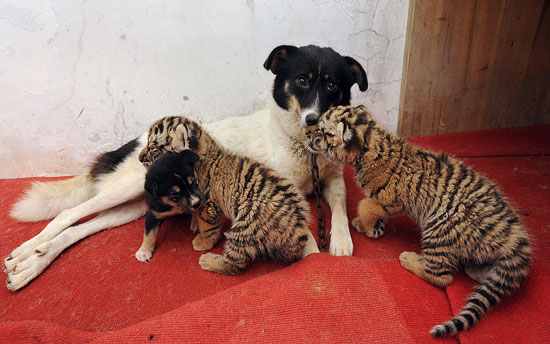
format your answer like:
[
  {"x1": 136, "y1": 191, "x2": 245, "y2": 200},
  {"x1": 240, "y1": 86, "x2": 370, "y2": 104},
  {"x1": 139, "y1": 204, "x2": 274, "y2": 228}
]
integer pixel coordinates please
[
  {"x1": 180, "y1": 150, "x2": 200, "y2": 164},
  {"x1": 173, "y1": 124, "x2": 189, "y2": 151},
  {"x1": 264, "y1": 45, "x2": 298, "y2": 74},
  {"x1": 337, "y1": 121, "x2": 354, "y2": 146},
  {"x1": 344, "y1": 56, "x2": 368, "y2": 91},
  {"x1": 144, "y1": 178, "x2": 158, "y2": 198}
]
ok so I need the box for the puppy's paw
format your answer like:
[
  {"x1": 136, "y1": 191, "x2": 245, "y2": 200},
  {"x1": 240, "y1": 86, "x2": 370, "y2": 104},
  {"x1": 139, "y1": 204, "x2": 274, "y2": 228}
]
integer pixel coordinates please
[{"x1": 135, "y1": 248, "x2": 154, "y2": 263}]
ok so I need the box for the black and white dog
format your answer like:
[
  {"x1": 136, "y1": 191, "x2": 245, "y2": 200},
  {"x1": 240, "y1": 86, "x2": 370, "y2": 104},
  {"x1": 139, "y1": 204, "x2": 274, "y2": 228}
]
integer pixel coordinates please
[{"x1": 5, "y1": 44, "x2": 367, "y2": 291}]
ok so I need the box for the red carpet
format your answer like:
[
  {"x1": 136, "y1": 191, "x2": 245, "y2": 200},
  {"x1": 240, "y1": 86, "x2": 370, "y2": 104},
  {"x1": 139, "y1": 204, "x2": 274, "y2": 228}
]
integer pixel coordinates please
[{"x1": 1, "y1": 125, "x2": 549, "y2": 343}]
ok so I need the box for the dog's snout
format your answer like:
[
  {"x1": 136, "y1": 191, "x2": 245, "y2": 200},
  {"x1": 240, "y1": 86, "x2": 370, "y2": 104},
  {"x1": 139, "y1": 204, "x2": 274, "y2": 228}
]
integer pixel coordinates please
[{"x1": 305, "y1": 114, "x2": 319, "y2": 126}]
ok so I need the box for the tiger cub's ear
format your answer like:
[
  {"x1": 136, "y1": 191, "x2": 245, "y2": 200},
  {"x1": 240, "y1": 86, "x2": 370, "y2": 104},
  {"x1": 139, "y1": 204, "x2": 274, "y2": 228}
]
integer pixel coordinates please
[
  {"x1": 337, "y1": 121, "x2": 354, "y2": 146},
  {"x1": 173, "y1": 123, "x2": 189, "y2": 152}
]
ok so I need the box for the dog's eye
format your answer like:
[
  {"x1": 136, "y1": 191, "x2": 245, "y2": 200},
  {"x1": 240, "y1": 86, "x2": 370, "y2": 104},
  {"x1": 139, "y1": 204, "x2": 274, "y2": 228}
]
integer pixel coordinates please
[
  {"x1": 327, "y1": 81, "x2": 337, "y2": 91},
  {"x1": 169, "y1": 190, "x2": 181, "y2": 199},
  {"x1": 296, "y1": 77, "x2": 308, "y2": 88}
]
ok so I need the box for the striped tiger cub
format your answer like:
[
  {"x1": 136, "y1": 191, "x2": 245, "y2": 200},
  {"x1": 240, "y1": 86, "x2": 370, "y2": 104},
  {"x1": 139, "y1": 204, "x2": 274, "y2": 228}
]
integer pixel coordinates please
[
  {"x1": 139, "y1": 115, "x2": 319, "y2": 275},
  {"x1": 306, "y1": 105, "x2": 531, "y2": 337}
]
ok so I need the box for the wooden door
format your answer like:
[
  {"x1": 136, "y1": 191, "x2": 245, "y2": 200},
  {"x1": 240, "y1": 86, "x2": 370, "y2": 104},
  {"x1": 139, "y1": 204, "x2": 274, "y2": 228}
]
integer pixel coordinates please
[{"x1": 398, "y1": 0, "x2": 550, "y2": 138}]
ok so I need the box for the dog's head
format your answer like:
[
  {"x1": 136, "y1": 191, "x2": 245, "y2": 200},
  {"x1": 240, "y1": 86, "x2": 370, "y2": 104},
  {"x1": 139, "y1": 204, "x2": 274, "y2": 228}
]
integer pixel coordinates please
[
  {"x1": 264, "y1": 44, "x2": 368, "y2": 128},
  {"x1": 144, "y1": 150, "x2": 202, "y2": 214}
]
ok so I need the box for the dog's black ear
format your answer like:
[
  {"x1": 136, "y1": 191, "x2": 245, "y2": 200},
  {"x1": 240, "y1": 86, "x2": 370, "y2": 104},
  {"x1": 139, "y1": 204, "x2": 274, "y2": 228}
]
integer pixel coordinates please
[
  {"x1": 144, "y1": 178, "x2": 158, "y2": 198},
  {"x1": 344, "y1": 56, "x2": 368, "y2": 91},
  {"x1": 264, "y1": 45, "x2": 298, "y2": 74},
  {"x1": 179, "y1": 150, "x2": 200, "y2": 164}
]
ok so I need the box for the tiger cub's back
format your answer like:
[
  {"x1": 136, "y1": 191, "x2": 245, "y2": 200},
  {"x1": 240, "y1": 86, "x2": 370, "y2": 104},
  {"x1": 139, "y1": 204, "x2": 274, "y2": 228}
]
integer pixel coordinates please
[{"x1": 198, "y1": 139, "x2": 312, "y2": 262}]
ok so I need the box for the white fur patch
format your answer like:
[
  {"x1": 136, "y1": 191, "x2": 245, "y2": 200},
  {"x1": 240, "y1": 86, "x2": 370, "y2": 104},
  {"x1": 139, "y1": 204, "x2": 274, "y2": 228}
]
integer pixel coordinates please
[{"x1": 300, "y1": 91, "x2": 320, "y2": 128}]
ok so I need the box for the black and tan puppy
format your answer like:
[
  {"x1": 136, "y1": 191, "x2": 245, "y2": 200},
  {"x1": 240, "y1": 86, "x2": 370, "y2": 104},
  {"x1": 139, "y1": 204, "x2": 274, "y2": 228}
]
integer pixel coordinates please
[{"x1": 135, "y1": 151, "x2": 203, "y2": 262}]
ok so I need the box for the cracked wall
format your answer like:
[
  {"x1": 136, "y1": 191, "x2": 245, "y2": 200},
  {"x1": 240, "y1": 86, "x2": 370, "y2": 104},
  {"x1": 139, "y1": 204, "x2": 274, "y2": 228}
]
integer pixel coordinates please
[{"x1": 0, "y1": 0, "x2": 409, "y2": 177}]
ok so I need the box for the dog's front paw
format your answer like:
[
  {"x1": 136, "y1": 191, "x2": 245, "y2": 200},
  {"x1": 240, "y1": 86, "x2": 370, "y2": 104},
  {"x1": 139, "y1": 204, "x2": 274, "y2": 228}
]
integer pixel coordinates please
[
  {"x1": 6, "y1": 244, "x2": 59, "y2": 291},
  {"x1": 4, "y1": 238, "x2": 47, "y2": 274},
  {"x1": 135, "y1": 248, "x2": 154, "y2": 262},
  {"x1": 329, "y1": 229, "x2": 353, "y2": 256}
]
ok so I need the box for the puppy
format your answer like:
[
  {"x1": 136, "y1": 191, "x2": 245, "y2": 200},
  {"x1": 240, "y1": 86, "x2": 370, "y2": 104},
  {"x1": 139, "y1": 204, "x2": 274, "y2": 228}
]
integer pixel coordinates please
[{"x1": 135, "y1": 150, "x2": 203, "y2": 262}]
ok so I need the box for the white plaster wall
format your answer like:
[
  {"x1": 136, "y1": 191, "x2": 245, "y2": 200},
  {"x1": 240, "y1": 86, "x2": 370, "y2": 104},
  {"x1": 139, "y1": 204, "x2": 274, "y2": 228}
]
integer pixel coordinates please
[{"x1": 0, "y1": 0, "x2": 409, "y2": 178}]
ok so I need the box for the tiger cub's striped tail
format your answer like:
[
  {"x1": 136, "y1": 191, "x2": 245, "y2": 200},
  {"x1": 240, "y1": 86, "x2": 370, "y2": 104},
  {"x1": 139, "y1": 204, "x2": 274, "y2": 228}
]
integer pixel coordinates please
[{"x1": 431, "y1": 237, "x2": 531, "y2": 337}]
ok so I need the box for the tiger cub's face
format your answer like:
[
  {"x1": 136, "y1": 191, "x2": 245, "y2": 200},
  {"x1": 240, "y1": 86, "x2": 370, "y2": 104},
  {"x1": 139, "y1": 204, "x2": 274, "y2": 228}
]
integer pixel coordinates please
[
  {"x1": 139, "y1": 117, "x2": 195, "y2": 167},
  {"x1": 306, "y1": 105, "x2": 360, "y2": 163}
]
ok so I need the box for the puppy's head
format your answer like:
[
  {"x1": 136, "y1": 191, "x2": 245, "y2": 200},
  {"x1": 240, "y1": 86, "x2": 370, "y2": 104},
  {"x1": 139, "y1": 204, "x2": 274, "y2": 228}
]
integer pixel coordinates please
[
  {"x1": 264, "y1": 44, "x2": 368, "y2": 128},
  {"x1": 144, "y1": 150, "x2": 202, "y2": 213}
]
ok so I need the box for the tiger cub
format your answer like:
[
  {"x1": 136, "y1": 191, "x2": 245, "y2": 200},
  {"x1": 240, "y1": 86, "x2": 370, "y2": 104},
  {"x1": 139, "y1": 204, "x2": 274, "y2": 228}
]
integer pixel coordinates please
[
  {"x1": 306, "y1": 105, "x2": 531, "y2": 337},
  {"x1": 139, "y1": 115, "x2": 319, "y2": 275}
]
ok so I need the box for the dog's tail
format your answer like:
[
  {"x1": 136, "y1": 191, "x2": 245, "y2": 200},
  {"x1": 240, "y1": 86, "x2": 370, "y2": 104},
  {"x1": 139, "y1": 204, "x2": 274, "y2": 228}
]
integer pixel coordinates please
[{"x1": 10, "y1": 174, "x2": 95, "y2": 222}]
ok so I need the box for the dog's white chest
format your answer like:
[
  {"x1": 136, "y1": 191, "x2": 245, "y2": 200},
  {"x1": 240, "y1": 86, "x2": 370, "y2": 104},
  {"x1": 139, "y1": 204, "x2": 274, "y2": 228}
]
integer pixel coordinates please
[{"x1": 204, "y1": 109, "x2": 315, "y2": 194}]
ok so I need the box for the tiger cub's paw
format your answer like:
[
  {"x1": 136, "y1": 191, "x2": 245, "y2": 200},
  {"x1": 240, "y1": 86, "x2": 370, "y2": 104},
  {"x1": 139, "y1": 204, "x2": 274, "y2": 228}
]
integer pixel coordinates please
[
  {"x1": 399, "y1": 251, "x2": 423, "y2": 272},
  {"x1": 352, "y1": 217, "x2": 385, "y2": 239},
  {"x1": 190, "y1": 217, "x2": 199, "y2": 232},
  {"x1": 198, "y1": 253, "x2": 224, "y2": 273},
  {"x1": 351, "y1": 217, "x2": 366, "y2": 233},
  {"x1": 192, "y1": 233, "x2": 217, "y2": 251}
]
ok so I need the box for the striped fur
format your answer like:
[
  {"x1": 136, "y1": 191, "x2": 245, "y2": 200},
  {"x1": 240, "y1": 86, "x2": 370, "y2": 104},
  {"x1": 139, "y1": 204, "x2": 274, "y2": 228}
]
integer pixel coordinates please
[
  {"x1": 140, "y1": 116, "x2": 314, "y2": 275},
  {"x1": 307, "y1": 105, "x2": 531, "y2": 337},
  {"x1": 190, "y1": 200, "x2": 223, "y2": 252}
]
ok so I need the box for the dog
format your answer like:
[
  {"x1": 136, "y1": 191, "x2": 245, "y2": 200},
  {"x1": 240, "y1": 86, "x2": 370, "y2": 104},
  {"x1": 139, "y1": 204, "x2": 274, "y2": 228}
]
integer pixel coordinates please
[
  {"x1": 135, "y1": 150, "x2": 202, "y2": 263},
  {"x1": 4, "y1": 44, "x2": 368, "y2": 291}
]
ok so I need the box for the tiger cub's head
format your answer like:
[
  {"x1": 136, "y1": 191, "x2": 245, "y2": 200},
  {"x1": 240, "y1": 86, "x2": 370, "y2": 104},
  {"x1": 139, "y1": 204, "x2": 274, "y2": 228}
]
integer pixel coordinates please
[
  {"x1": 139, "y1": 116, "x2": 201, "y2": 167},
  {"x1": 306, "y1": 105, "x2": 370, "y2": 162}
]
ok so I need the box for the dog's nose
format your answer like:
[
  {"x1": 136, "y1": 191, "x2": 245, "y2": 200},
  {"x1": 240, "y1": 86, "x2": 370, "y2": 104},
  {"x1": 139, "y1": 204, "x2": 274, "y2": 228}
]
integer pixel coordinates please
[{"x1": 305, "y1": 114, "x2": 319, "y2": 126}]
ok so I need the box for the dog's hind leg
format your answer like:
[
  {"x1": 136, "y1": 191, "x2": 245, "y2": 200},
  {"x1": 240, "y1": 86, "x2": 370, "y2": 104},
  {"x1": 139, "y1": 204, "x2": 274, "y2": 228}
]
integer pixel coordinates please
[
  {"x1": 4, "y1": 166, "x2": 146, "y2": 273},
  {"x1": 6, "y1": 198, "x2": 148, "y2": 291}
]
